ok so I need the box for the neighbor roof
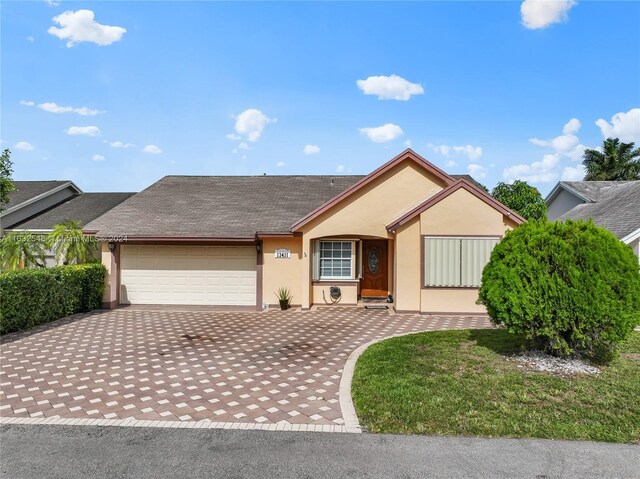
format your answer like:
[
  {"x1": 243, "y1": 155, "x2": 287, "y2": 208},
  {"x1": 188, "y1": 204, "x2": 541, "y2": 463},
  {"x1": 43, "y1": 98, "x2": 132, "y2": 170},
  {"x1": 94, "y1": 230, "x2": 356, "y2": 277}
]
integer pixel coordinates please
[
  {"x1": 556, "y1": 181, "x2": 640, "y2": 239},
  {"x1": 3, "y1": 181, "x2": 78, "y2": 212},
  {"x1": 9, "y1": 193, "x2": 135, "y2": 230},
  {"x1": 84, "y1": 176, "x2": 365, "y2": 238}
]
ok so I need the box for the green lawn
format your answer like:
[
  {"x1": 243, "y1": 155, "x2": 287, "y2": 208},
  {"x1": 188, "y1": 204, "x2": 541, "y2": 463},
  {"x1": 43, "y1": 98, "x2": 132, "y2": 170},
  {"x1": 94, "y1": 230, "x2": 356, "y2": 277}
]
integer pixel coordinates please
[{"x1": 352, "y1": 329, "x2": 640, "y2": 443}]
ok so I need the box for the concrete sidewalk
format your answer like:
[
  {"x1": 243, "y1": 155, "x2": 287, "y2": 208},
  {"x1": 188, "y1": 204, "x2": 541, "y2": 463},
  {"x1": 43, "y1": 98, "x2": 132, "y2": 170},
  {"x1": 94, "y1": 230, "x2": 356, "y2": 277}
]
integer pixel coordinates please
[{"x1": 1, "y1": 424, "x2": 638, "y2": 479}]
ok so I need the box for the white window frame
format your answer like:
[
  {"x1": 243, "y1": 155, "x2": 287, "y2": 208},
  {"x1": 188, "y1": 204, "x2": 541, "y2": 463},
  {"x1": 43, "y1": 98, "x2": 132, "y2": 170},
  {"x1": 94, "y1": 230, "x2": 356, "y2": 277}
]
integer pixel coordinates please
[
  {"x1": 318, "y1": 240, "x2": 355, "y2": 280},
  {"x1": 423, "y1": 236, "x2": 499, "y2": 288}
]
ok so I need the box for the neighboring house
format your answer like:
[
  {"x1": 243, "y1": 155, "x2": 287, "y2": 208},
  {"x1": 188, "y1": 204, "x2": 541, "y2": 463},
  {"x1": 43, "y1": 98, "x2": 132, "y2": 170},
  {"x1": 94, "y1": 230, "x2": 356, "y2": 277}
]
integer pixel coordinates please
[
  {"x1": 546, "y1": 181, "x2": 640, "y2": 262},
  {"x1": 87, "y1": 149, "x2": 524, "y2": 314},
  {"x1": 1, "y1": 181, "x2": 134, "y2": 266}
]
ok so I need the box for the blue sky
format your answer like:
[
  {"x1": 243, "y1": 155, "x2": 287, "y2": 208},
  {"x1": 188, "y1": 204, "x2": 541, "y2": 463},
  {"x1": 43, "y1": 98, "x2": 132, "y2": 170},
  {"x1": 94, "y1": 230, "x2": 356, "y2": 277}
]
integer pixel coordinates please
[{"x1": 2, "y1": 1, "x2": 639, "y2": 194}]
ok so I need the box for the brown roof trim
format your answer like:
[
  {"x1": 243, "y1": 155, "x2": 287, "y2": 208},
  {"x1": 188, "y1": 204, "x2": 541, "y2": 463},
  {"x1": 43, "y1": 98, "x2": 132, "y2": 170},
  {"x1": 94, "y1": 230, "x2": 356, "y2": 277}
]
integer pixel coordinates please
[
  {"x1": 84, "y1": 234, "x2": 256, "y2": 244},
  {"x1": 255, "y1": 232, "x2": 301, "y2": 238},
  {"x1": 386, "y1": 179, "x2": 526, "y2": 231},
  {"x1": 291, "y1": 149, "x2": 454, "y2": 231}
]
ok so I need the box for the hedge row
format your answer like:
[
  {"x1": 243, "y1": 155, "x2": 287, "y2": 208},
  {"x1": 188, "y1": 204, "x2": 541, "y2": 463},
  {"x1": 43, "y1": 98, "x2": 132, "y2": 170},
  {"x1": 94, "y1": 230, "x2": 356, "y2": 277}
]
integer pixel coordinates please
[{"x1": 0, "y1": 263, "x2": 106, "y2": 335}]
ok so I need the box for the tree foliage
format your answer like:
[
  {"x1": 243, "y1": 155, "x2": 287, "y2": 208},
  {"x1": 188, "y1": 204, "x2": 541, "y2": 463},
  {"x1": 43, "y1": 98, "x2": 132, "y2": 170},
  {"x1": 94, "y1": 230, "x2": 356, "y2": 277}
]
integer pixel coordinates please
[
  {"x1": 479, "y1": 220, "x2": 640, "y2": 359},
  {"x1": 50, "y1": 219, "x2": 98, "y2": 265},
  {"x1": 491, "y1": 180, "x2": 547, "y2": 220},
  {"x1": 0, "y1": 233, "x2": 48, "y2": 269},
  {"x1": 582, "y1": 138, "x2": 640, "y2": 181},
  {"x1": 0, "y1": 149, "x2": 16, "y2": 213}
]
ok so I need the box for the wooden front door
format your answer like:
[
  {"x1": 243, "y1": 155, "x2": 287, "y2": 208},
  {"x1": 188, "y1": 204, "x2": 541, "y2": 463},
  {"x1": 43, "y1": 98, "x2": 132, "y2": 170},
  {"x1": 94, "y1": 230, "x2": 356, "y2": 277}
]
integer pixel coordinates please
[{"x1": 361, "y1": 240, "x2": 388, "y2": 297}]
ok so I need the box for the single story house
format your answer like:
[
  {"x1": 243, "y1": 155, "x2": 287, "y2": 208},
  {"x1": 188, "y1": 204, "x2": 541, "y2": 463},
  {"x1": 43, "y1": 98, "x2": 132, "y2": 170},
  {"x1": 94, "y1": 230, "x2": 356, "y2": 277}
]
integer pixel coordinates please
[
  {"x1": 546, "y1": 180, "x2": 639, "y2": 261},
  {"x1": 85, "y1": 149, "x2": 524, "y2": 313},
  {"x1": 1, "y1": 181, "x2": 134, "y2": 266}
]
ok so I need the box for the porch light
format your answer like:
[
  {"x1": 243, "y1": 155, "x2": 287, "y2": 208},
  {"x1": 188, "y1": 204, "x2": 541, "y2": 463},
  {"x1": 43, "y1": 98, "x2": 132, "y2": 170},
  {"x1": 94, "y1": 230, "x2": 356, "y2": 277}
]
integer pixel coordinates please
[
  {"x1": 108, "y1": 241, "x2": 116, "y2": 252},
  {"x1": 256, "y1": 243, "x2": 262, "y2": 253}
]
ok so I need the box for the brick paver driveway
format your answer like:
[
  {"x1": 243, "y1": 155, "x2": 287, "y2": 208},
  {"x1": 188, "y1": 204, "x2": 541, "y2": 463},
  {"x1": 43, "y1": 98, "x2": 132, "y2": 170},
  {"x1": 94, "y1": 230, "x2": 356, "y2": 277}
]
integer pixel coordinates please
[{"x1": 1, "y1": 308, "x2": 490, "y2": 428}]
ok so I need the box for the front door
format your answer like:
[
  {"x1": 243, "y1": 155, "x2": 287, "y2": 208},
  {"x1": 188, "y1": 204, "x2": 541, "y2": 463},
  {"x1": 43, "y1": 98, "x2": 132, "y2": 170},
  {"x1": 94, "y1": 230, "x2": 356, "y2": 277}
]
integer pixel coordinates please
[{"x1": 361, "y1": 240, "x2": 388, "y2": 298}]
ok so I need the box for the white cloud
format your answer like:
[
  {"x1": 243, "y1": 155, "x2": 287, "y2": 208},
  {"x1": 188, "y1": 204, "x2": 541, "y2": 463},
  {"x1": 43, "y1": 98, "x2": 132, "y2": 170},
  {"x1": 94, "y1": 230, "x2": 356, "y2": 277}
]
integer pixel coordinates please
[
  {"x1": 430, "y1": 143, "x2": 483, "y2": 161},
  {"x1": 14, "y1": 141, "x2": 35, "y2": 151},
  {"x1": 38, "y1": 102, "x2": 102, "y2": 115},
  {"x1": 66, "y1": 126, "x2": 101, "y2": 136},
  {"x1": 528, "y1": 117, "x2": 585, "y2": 160},
  {"x1": 238, "y1": 142, "x2": 250, "y2": 151},
  {"x1": 356, "y1": 75, "x2": 424, "y2": 101},
  {"x1": 19, "y1": 100, "x2": 35, "y2": 106},
  {"x1": 303, "y1": 144, "x2": 320, "y2": 155},
  {"x1": 561, "y1": 165, "x2": 585, "y2": 181},
  {"x1": 45, "y1": 0, "x2": 61, "y2": 6},
  {"x1": 109, "y1": 141, "x2": 133, "y2": 148},
  {"x1": 445, "y1": 160, "x2": 458, "y2": 168},
  {"x1": 233, "y1": 109, "x2": 276, "y2": 142},
  {"x1": 504, "y1": 153, "x2": 561, "y2": 183},
  {"x1": 595, "y1": 108, "x2": 640, "y2": 143},
  {"x1": 521, "y1": 0, "x2": 576, "y2": 30},
  {"x1": 26, "y1": 36, "x2": 35, "y2": 43},
  {"x1": 336, "y1": 165, "x2": 345, "y2": 173},
  {"x1": 359, "y1": 123, "x2": 404, "y2": 143},
  {"x1": 48, "y1": 10, "x2": 126, "y2": 47},
  {"x1": 142, "y1": 144, "x2": 162, "y2": 154},
  {"x1": 226, "y1": 133, "x2": 241, "y2": 141},
  {"x1": 467, "y1": 164, "x2": 488, "y2": 179},
  {"x1": 276, "y1": 161, "x2": 285, "y2": 167},
  {"x1": 92, "y1": 154, "x2": 105, "y2": 162}
]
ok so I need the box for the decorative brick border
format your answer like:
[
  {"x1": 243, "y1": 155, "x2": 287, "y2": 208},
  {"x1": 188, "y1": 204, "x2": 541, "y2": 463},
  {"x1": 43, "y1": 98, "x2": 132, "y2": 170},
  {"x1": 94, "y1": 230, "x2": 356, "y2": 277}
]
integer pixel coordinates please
[{"x1": 0, "y1": 416, "x2": 348, "y2": 433}]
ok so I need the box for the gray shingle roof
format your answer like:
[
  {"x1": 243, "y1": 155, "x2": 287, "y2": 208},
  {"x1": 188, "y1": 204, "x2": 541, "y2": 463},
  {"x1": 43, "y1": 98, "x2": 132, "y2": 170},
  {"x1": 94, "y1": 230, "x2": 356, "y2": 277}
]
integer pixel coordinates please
[
  {"x1": 556, "y1": 181, "x2": 640, "y2": 239},
  {"x1": 84, "y1": 176, "x2": 366, "y2": 237},
  {"x1": 11, "y1": 193, "x2": 135, "y2": 230},
  {"x1": 559, "y1": 181, "x2": 628, "y2": 203},
  {"x1": 4, "y1": 181, "x2": 72, "y2": 211}
]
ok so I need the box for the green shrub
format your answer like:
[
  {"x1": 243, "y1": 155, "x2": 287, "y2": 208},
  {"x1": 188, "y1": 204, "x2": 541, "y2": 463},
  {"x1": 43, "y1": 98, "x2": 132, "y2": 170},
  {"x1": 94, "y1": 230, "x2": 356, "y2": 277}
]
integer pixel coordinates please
[
  {"x1": 478, "y1": 220, "x2": 640, "y2": 358},
  {"x1": 0, "y1": 263, "x2": 105, "y2": 335}
]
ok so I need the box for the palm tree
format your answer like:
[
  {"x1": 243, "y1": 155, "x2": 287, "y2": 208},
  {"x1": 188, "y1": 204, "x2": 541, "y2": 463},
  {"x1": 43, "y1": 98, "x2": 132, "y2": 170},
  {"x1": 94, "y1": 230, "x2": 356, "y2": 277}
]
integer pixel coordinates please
[
  {"x1": 582, "y1": 138, "x2": 640, "y2": 181},
  {"x1": 49, "y1": 219, "x2": 97, "y2": 265},
  {"x1": 0, "y1": 232, "x2": 47, "y2": 269}
]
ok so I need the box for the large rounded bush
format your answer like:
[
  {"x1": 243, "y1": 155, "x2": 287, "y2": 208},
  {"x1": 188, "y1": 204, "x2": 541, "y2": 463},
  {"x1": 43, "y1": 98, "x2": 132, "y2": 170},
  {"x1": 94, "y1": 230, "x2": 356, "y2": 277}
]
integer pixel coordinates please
[{"x1": 479, "y1": 220, "x2": 640, "y2": 357}]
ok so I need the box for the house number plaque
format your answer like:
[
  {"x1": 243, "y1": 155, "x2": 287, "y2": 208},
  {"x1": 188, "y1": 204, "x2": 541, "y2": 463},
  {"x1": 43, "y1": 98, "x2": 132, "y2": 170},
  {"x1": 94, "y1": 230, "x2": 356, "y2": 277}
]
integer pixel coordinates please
[{"x1": 275, "y1": 248, "x2": 291, "y2": 259}]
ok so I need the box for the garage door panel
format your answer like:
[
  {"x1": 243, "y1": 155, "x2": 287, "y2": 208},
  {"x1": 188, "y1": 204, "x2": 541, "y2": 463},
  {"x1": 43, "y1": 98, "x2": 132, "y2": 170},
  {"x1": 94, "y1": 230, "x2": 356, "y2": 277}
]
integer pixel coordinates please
[{"x1": 120, "y1": 245, "x2": 257, "y2": 306}]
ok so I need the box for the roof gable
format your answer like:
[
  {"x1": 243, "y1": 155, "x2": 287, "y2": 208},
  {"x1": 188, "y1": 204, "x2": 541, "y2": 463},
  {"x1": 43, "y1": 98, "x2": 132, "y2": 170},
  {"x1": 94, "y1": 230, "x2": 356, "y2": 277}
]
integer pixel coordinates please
[
  {"x1": 2, "y1": 181, "x2": 81, "y2": 215},
  {"x1": 291, "y1": 149, "x2": 453, "y2": 231},
  {"x1": 387, "y1": 179, "x2": 525, "y2": 231}
]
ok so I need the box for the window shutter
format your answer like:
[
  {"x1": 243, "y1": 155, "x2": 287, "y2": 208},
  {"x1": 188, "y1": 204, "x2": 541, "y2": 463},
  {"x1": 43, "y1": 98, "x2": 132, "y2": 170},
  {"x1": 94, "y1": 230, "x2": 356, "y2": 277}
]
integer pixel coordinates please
[
  {"x1": 356, "y1": 241, "x2": 363, "y2": 279},
  {"x1": 460, "y1": 238, "x2": 498, "y2": 287},
  {"x1": 311, "y1": 240, "x2": 320, "y2": 281},
  {"x1": 424, "y1": 237, "x2": 461, "y2": 287}
]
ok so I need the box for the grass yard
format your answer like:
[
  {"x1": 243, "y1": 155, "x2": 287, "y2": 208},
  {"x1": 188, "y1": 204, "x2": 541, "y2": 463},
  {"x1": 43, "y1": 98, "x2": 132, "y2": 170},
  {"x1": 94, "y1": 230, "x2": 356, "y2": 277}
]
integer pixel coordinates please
[{"x1": 352, "y1": 329, "x2": 640, "y2": 443}]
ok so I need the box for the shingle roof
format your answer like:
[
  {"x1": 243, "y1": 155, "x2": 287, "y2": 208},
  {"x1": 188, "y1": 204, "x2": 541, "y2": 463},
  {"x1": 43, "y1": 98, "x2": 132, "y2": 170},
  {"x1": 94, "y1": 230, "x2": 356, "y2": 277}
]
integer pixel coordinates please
[
  {"x1": 556, "y1": 181, "x2": 640, "y2": 239},
  {"x1": 3, "y1": 181, "x2": 72, "y2": 211},
  {"x1": 559, "y1": 181, "x2": 628, "y2": 203},
  {"x1": 11, "y1": 193, "x2": 135, "y2": 230},
  {"x1": 84, "y1": 176, "x2": 365, "y2": 238}
]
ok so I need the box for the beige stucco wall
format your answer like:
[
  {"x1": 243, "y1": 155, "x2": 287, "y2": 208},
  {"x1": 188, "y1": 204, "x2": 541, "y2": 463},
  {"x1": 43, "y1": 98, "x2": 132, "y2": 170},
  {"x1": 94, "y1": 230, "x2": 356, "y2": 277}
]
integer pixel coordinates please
[
  {"x1": 312, "y1": 282, "x2": 359, "y2": 305},
  {"x1": 100, "y1": 242, "x2": 113, "y2": 304},
  {"x1": 394, "y1": 218, "x2": 421, "y2": 312},
  {"x1": 301, "y1": 161, "x2": 446, "y2": 239},
  {"x1": 261, "y1": 237, "x2": 304, "y2": 306},
  {"x1": 420, "y1": 188, "x2": 514, "y2": 236},
  {"x1": 420, "y1": 289, "x2": 486, "y2": 314}
]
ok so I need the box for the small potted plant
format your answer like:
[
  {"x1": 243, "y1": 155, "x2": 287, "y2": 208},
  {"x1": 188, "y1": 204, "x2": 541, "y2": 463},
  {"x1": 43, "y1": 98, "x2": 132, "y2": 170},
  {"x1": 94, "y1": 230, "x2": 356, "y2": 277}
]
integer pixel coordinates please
[{"x1": 275, "y1": 287, "x2": 292, "y2": 310}]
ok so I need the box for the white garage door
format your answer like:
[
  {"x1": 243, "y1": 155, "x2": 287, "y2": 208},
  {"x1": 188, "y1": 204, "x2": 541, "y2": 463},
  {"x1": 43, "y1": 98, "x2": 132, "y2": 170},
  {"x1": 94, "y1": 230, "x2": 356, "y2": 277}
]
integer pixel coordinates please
[{"x1": 120, "y1": 245, "x2": 256, "y2": 306}]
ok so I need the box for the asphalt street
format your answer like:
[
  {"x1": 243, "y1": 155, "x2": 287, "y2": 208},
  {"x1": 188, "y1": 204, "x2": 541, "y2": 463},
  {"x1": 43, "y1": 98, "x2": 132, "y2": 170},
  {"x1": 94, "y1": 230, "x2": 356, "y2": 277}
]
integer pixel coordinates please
[{"x1": 1, "y1": 424, "x2": 638, "y2": 479}]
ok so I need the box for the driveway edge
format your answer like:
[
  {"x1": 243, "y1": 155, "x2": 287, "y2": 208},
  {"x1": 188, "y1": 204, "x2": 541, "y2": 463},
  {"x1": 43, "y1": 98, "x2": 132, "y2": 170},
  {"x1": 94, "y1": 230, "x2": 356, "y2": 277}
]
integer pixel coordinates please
[{"x1": 0, "y1": 416, "x2": 348, "y2": 433}]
